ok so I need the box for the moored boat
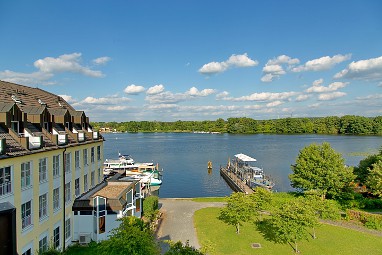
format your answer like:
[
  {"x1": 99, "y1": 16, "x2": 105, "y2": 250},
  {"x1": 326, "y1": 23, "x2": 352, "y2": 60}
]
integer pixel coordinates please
[{"x1": 226, "y1": 153, "x2": 275, "y2": 190}]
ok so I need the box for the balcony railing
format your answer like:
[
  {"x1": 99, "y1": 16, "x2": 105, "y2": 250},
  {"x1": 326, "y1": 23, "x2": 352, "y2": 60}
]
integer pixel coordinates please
[{"x1": 0, "y1": 182, "x2": 12, "y2": 196}]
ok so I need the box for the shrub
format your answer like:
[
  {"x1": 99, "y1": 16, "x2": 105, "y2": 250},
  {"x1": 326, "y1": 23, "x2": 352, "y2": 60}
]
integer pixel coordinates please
[
  {"x1": 143, "y1": 195, "x2": 159, "y2": 221},
  {"x1": 347, "y1": 209, "x2": 382, "y2": 230}
]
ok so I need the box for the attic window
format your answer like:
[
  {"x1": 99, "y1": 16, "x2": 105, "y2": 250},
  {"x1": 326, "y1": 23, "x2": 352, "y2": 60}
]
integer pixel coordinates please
[
  {"x1": 11, "y1": 95, "x2": 22, "y2": 104},
  {"x1": 38, "y1": 99, "x2": 46, "y2": 105}
]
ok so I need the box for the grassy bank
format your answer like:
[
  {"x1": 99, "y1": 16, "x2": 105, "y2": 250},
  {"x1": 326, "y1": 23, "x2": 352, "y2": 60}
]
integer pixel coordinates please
[{"x1": 194, "y1": 207, "x2": 382, "y2": 255}]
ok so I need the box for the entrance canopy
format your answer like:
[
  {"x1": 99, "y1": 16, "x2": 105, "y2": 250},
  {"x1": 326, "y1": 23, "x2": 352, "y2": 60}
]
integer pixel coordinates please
[{"x1": 234, "y1": 153, "x2": 257, "y2": 162}]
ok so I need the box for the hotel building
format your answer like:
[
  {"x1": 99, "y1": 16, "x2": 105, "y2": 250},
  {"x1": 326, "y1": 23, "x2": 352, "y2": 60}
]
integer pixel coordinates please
[{"x1": 0, "y1": 81, "x2": 104, "y2": 254}]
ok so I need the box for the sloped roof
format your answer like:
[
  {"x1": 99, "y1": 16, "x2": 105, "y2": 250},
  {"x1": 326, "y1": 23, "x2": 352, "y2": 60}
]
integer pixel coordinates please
[
  {"x1": 0, "y1": 102, "x2": 15, "y2": 113},
  {"x1": 23, "y1": 105, "x2": 47, "y2": 115}
]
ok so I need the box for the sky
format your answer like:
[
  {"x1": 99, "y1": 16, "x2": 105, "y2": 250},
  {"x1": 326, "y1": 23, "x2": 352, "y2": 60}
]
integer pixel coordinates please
[{"x1": 0, "y1": 1, "x2": 382, "y2": 122}]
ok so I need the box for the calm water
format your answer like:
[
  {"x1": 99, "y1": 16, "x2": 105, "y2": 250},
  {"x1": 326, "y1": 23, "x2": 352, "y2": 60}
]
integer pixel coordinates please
[{"x1": 102, "y1": 133, "x2": 382, "y2": 198}]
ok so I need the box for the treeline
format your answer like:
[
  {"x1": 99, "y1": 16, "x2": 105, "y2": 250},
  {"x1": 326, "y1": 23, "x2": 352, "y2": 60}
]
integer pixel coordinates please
[{"x1": 91, "y1": 115, "x2": 382, "y2": 135}]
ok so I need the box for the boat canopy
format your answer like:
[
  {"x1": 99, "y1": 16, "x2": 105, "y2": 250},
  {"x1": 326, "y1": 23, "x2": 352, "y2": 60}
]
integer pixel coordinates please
[{"x1": 234, "y1": 153, "x2": 257, "y2": 162}]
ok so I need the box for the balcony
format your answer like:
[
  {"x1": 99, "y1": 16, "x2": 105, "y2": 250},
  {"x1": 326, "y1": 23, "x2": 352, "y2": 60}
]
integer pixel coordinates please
[{"x1": 22, "y1": 214, "x2": 32, "y2": 229}]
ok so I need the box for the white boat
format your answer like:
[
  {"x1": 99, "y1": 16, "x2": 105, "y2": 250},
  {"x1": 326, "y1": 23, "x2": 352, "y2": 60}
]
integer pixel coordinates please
[
  {"x1": 103, "y1": 153, "x2": 135, "y2": 175},
  {"x1": 120, "y1": 171, "x2": 162, "y2": 186},
  {"x1": 228, "y1": 153, "x2": 275, "y2": 190}
]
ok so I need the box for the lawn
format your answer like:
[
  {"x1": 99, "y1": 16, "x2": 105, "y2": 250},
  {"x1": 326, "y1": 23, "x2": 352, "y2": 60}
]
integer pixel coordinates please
[{"x1": 194, "y1": 207, "x2": 382, "y2": 255}]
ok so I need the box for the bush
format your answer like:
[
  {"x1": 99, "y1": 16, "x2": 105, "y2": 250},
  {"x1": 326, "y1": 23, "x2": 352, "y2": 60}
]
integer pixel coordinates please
[
  {"x1": 143, "y1": 195, "x2": 159, "y2": 221},
  {"x1": 347, "y1": 209, "x2": 382, "y2": 230}
]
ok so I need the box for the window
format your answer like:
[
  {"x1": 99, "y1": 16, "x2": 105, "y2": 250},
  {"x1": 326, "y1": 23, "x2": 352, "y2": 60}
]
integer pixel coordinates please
[
  {"x1": 53, "y1": 188, "x2": 60, "y2": 211},
  {"x1": 83, "y1": 149, "x2": 88, "y2": 165},
  {"x1": 98, "y1": 168, "x2": 101, "y2": 183},
  {"x1": 39, "y1": 193, "x2": 48, "y2": 220},
  {"x1": 0, "y1": 166, "x2": 12, "y2": 196},
  {"x1": 21, "y1": 162, "x2": 31, "y2": 189},
  {"x1": 53, "y1": 226, "x2": 60, "y2": 248},
  {"x1": 91, "y1": 147, "x2": 95, "y2": 163},
  {"x1": 53, "y1": 155, "x2": 60, "y2": 177},
  {"x1": 65, "y1": 152, "x2": 71, "y2": 173},
  {"x1": 97, "y1": 146, "x2": 101, "y2": 161},
  {"x1": 75, "y1": 178, "x2": 80, "y2": 197},
  {"x1": 65, "y1": 218, "x2": 71, "y2": 240},
  {"x1": 91, "y1": 171, "x2": 95, "y2": 187},
  {"x1": 84, "y1": 174, "x2": 88, "y2": 192},
  {"x1": 75, "y1": 150, "x2": 80, "y2": 169},
  {"x1": 65, "y1": 182, "x2": 71, "y2": 203},
  {"x1": 22, "y1": 249, "x2": 31, "y2": 255},
  {"x1": 39, "y1": 158, "x2": 47, "y2": 183},
  {"x1": 39, "y1": 236, "x2": 48, "y2": 253},
  {"x1": 21, "y1": 200, "x2": 32, "y2": 229}
]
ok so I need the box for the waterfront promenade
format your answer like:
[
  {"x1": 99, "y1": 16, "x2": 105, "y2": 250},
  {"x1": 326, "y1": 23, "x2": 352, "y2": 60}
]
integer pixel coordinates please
[{"x1": 156, "y1": 198, "x2": 225, "y2": 253}]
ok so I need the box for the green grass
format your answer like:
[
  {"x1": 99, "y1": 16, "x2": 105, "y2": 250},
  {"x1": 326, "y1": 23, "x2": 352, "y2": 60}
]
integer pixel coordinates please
[
  {"x1": 192, "y1": 197, "x2": 228, "y2": 202},
  {"x1": 194, "y1": 207, "x2": 382, "y2": 255}
]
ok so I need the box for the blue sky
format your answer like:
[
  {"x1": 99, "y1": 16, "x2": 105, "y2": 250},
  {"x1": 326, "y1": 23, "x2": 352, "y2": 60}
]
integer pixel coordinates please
[{"x1": 1, "y1": 1, "x2": 381, "y2": 122}]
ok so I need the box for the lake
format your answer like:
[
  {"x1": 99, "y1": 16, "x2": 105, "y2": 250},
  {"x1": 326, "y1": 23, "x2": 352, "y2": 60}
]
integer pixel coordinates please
[{"x1": 102, "y1": 133, "x2": 382, "y2": 198}]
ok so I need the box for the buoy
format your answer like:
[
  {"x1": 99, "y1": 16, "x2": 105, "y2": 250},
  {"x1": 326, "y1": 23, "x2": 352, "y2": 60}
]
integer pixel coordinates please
[{"x1": 207, "y1": 161, "x2": 212, "y2": 169}]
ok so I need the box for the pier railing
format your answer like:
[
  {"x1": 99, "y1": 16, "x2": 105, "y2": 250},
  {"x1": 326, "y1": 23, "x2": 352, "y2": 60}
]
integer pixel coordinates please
[{"x1": 220, "y1": 166, "x2": 254, "y2": 194}]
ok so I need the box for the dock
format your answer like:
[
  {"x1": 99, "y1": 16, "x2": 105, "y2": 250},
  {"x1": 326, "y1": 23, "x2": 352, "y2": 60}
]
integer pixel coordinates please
[{"x1": 220, "y1": 166, "x2": 254, "y2": 194}]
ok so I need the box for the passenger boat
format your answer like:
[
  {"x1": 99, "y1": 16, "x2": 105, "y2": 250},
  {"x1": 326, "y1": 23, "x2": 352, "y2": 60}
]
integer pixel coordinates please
[
  {"x1": 104, "y1": 153, "x2": 163, "y2": 186},
  {"x1": 103, "y1": 153, "x2": 135, "y2": 174},
  {"x1": 226, "y1": 153, "x2": 274, "y2": 190}
]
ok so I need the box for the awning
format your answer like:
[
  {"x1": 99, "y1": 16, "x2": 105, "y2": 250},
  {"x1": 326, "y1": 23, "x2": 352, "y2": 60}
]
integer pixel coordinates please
[{"x1": 234, "y1": 153, "x2": 257, "y2": 162}]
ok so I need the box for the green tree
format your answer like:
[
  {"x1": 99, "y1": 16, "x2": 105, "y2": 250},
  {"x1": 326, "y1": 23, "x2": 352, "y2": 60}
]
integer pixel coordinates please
[
  {"x1": 366, "y1": 161, "x2": 382, "y2": 197},
  {"x1": 218, "y1": 192, "x2": 255, "y2": 234},
  {"x1": 97, "y1": 216, "x2": 160, "y2": 255},
  {"x1": 249, "y1": 187, "x2": 273, "y2": 221},
  {"x1": 354, "y1": 150, "x2": 382, "y2": 184},
  {"x1": 289, "y1": 142, "x2": 355, "y2": 199},
  {"x1": 270, "y1": 199, "x2": 316, "y2": 253},
  {"x1": 143, "y1": 195, "x2": 159, "y2": 222},
  {"x1": 164, "y1": 241, "x2": 205, "y2": 255}
]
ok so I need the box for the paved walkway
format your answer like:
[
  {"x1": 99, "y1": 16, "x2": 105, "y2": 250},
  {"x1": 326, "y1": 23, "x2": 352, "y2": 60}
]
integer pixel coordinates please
[{"x1": 156, "y1": 198, "x2": 225, "y2": 253}]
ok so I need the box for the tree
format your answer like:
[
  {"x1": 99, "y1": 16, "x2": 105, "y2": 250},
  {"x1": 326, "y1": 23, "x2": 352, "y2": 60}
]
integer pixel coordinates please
[
  {"x1": 97, "y1": 216, "x2": 160, "y2": 255},
  {"x1": 164, "y1": 241, "x2": 205, "y2": 255},
  {"x1": 249, "y1": 187, "x2": 273, "y2": 221},
  {"x1": 270, "y1": 199, "x2": 317, "y2": 253},
  {"x1": 354, "y1": 150, "x2": 382, "y2": 184},
  {"x1": 366, "y1": 161, "x2": 382, "y2": 197},
  {"x1": 289, "y1": 142, "x2": 355, "y2": 199},
  {"x1": 218, "y1": 192, "x2": 255, "y2": 234}
]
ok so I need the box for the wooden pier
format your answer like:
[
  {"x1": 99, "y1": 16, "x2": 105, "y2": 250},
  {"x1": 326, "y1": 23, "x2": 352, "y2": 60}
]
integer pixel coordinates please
[{"x1": 220, "y1": 167, "x2": 254, "y2": 194}]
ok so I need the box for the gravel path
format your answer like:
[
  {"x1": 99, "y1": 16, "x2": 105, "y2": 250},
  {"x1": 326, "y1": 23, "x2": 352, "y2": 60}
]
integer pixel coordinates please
[{"x1": 156, "y1": 198, "x2": 225, "y2": 254}]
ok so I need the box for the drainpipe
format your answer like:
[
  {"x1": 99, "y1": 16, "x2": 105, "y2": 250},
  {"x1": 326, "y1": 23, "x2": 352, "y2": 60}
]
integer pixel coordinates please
[{"x1": 62, "y1": 147, "x2": 66, "y2": 252}]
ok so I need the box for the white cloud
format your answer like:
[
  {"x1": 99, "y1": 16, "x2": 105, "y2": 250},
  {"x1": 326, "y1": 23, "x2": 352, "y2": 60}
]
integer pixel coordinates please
[
  {"x1": 34, "y1": 53, "x2": 104, "y2": 77},
  {"x1": 334, "y1": 56, "x2": 382, "y2": 81},
  {"x1": 266, "y1": 101, "x2": 283, "y2": 107},
  {"x1": 0, "y1": 53, "x2": 105, "y2": 85},
  {"x1": 267, "y1": 55, "x2": 300, "y2": 65},
  {"x1": 216, "y1": 91, "x2": 230, "y2": 100},
  {"x1": 0, "y1": 70, "x2": 54, "y2": 85},
  {"x1": 82, "y1": 96, "x2": 131, "y2": 104},
  {"x1": 186, "y1": 87, "x2": 216, "y2": 96},
  {"x1": 146, "y1": 84, "x2": 165, "y2": 95},
  {"x1": 93, "y1": 56, "x2": 111, "y2": 65},
  {"x1": 124, "y1": 84, "x2": 146, "y2": 95},
  {"x1": 295, "y1": 94, "x2": 311, "y2": 102},
  {"x1": 145, "y1": 86, "x2": 216, "y2": 104},
  {"x1": 261, "y1": 55, "x2": 299, "y2": 82},
  {"x1": 356, "y1": 94, "x2": 382, "y2": 100},
  {"x1": 106, "y1": 105, "x2": 129, "y2": 111},
  {"x1": 199, "y1": 53, "x2": 258, "y2": 74},
  {"x1": 292, "y1": 54, "x2": 351, "y2": 72},
  {"x1": 312, "y1": 78, "x2": 324, "y2": 86},
  {"x1": 226, "y1": 54, "x2": 258, "y2": 67},
  {"x1": 146, "y1": 104, "x2": 178, "y2": 110},
  {"x1": 318, "y1": 92, "x2": 346, "y2": 101},
  {"x1": 59, "y1": 94, "x2": 77, "y2": 104},
  {"x1": 225, "y1": 91, "x2": 298, "y2": 102},
  {"x1": 306, "y1": 81, "x2": 348, "y2": 93}
]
